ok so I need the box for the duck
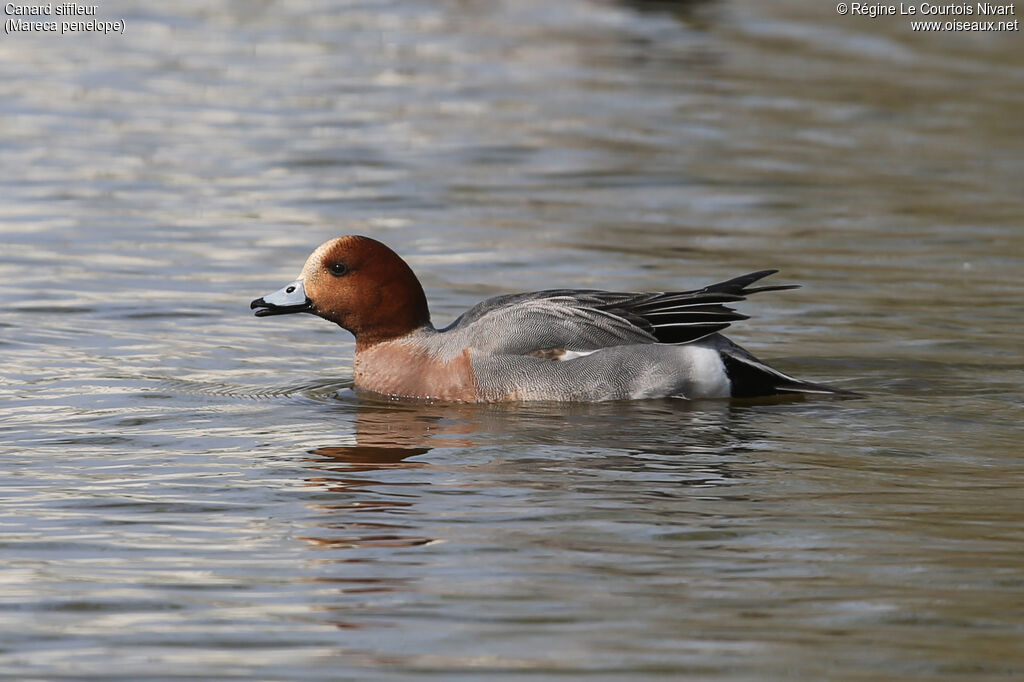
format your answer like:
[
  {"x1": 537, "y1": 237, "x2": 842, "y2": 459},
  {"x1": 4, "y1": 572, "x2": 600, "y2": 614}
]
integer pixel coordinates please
[{"x1": 250, "y1": 235, "x2": 855, "y2": 402}]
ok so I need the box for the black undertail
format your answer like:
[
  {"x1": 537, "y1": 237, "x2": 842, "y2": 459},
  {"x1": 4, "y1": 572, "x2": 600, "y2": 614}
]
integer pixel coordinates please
[{"x1": 717, "y1": 341, "x2": 860, "y2": 398}]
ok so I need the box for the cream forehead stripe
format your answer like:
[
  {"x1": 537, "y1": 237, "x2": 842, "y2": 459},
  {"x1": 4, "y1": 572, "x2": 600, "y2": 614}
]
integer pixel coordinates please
[
  {"x1": 299, "y1": 237, "x2": 354, "y2": 280},
  {"x1": 300, "y1": 239, "x2": 343, "y2": 282}
]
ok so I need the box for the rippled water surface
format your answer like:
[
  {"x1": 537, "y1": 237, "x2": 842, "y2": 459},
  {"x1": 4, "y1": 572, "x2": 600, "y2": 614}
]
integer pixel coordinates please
[{"x1": 2, "y1": 1, "x2": 1023, "y2": 679}]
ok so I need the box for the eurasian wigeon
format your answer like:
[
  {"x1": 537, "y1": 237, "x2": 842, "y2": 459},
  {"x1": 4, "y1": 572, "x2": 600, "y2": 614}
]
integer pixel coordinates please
[{"x1": 251, "y1": 236, "x2": 855, "y2": 402}]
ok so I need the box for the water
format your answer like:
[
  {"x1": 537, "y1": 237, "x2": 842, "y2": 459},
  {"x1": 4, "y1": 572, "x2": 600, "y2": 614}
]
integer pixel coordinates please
[{"x1": 2, "y1": 1, "x2": 1023, "y2": 679}]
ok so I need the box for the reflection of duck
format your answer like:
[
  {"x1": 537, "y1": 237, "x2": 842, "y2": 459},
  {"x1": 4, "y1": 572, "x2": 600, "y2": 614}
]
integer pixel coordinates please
[
  {"x1": 297, "y1": 408, "x2": 439, "y2": 552},
  {"x1": 253, "y1": 236, "x2": 856, "y2": 402},
  {"x1": 293, "y1": 396, "x2": 763, "y2": 631},
  {"x1": 306, "y1": 393, "x2": 752, "y2": 481},
  {"x1": 295, "y1": 395, "x2": 762, "y2": 580}
]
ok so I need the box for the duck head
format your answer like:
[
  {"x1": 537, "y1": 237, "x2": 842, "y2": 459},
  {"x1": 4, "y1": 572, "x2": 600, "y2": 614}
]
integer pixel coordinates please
[{"x1": 251, "y1": 235, "x2": 431, "y2": 348}]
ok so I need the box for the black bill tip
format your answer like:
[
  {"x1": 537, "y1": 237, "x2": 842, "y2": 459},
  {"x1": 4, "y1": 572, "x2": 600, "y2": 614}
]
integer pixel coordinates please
[{"x1": 250, "y1": 297, "x2": 312, "y2": 317}]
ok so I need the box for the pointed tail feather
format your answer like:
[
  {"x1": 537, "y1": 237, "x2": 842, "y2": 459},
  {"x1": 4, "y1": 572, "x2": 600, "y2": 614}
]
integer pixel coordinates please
[
  {"x1": 699, "y1": 269, "x2": 801, "y2": 297},
  {"x1": 718, "y1": 345, "x2": 860, "y2": 399}
]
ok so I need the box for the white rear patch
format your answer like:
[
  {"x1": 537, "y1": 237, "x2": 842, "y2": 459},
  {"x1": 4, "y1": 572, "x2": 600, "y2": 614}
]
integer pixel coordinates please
[{"x1": 685, "y1": 346, "x2": 731, "y2": 398}]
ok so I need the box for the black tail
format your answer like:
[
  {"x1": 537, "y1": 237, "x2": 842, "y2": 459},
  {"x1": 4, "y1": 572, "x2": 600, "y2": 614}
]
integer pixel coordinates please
[
  {"x1": 714, "y1": 337, "x2": 860, "y2": 399},
  {"x1": 609, "y1": 270, "x2": 802, "y2": 346},
  {"x1": 698, "y1": 269, "x2": 801, "y2": 298}
]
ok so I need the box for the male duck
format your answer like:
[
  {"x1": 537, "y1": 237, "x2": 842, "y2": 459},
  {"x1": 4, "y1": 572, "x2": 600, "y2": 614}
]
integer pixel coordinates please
[{"x1": 251, "y1": 236, "x2": 853, "y2": 402}]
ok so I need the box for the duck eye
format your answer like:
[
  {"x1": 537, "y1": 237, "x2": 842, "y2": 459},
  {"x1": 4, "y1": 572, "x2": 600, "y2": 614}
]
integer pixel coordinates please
[{"x1": 327, "y1": 262, "x2": 348, "y2": 277}]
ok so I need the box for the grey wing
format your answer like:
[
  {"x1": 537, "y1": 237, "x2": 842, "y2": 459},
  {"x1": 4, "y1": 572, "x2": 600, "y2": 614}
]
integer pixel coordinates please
[
  {"x1": 440, "y1": 291, "x2": 656, "y2": 356},
  {"x1": 438, "y1": 270, "x2": 795, "y2": 357}
]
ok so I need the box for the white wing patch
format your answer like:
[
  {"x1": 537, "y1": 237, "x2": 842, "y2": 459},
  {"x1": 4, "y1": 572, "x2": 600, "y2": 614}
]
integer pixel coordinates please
[
  {"x1": 527, "y1": 347, "x2": 598, "y2": 361},
  {"x1": 557, "y1": 349, "x2": 597, "y2": 361}
]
